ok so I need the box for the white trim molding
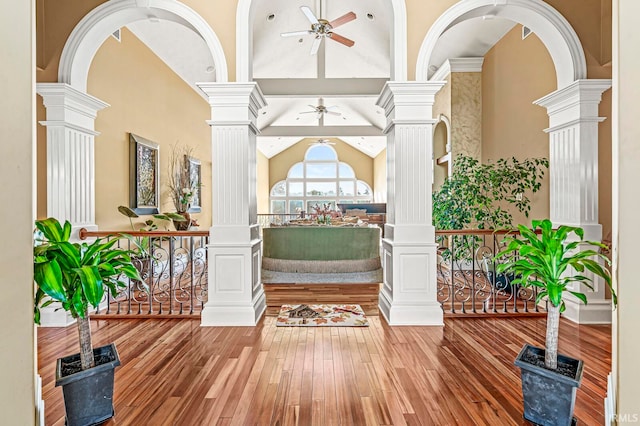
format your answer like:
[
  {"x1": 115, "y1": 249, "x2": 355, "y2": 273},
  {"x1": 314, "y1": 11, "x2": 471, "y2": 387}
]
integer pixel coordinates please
[
  {"x1": 236, "y1": 0, "x2": 407, "y2": 82},
  {"x1": 417, "y1": 0, "x2": 586, "y2": 89},
  {"x1": 59, "y1": 0, "x2": 228, "y2": 92},
  {"x1": 431, "y1": 57, "x2": 484, "y2": 82}
]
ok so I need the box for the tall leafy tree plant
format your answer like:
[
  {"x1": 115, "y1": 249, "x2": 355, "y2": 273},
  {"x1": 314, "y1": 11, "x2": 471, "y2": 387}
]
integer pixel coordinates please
[
  {"x1": 34, "y1": 218, "x2": 142, "y2": 370},
  {"x1": 496, "y1": 219, "x2": 615, "y2": 369},
  {"x1": 433, "y1": 155, "x2": 548, "y2": 230}
]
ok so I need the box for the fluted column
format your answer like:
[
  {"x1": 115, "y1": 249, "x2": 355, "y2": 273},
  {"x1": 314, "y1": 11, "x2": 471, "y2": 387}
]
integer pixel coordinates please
[
  {"x1": 37, "y1": 83, "x2": 109, "y2": 238},
  {"x1": 36, "y1": 83, "x2": 108, "y2": 327},
  {"x1": 198, "y1": 82, "x2": 267, "y2": 326},
  {"x1": 534, "y1": 79, "x2": 612, "y2": 323},
  {"x1": 376, "y1": 81, "x2": 445, "y2": 325}
]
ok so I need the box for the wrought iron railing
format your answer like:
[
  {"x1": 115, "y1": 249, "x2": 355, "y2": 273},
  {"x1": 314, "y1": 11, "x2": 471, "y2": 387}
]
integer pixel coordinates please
[
  {"x1": 79, "y1": 228, "x2": 209, "y2": 316},
  {"x1": 435, "y1": 229, "x2": 543, "y2": 315}
]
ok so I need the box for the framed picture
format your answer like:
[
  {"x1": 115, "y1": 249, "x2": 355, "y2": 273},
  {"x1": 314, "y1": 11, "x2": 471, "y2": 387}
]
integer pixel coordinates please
[
  {"x1": 186, "y1": 155, "x2": 202, "y2": 213},
  {"x1": 129, "y1": 133, "x2": 160, "y2": 215}
]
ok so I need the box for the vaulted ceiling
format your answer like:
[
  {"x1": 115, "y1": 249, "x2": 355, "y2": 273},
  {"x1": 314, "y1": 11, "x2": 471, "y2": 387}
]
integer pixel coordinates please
[{"x1": 125, "y1": 0, "x2": 518, "y2": 159}]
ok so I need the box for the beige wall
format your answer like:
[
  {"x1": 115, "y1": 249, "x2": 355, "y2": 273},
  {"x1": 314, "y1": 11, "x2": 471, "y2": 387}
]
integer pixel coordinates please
[
  {"x1": 269, "y1": 138, "x2": 374, "y2": 190},
  {"x1": 87, "y1": 28, "x2": 212, "y2": 230},
  {"x1": 373, "y1": 149, "x2": 387, "y2": 202},
  {"x1": 481, "y1": 26, "x2": 555, "y2": 227},
  {"x1": 257, "y1": 150, "x2": 270, "y2": 213},
  {"x1": 614, "y1": 0, "x2": 640, "y2": 416},
  {"x1": 0, "y1": 0, "x2": 37, "y2": 423}
]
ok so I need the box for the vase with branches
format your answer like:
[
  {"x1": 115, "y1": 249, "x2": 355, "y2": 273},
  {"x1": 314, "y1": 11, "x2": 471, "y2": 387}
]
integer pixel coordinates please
[{"x1": 167, "y1": 144, "x2": 200, "y2": 230}]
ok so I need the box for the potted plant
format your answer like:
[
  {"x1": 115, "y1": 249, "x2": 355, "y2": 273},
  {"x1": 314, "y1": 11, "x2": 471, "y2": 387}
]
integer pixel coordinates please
[
  {"x1": 33, "y1": 217, "x2": 143, "y2": 426},
  {"x1": 496, "y1": 219, "x2": 616, "y2": 426}
]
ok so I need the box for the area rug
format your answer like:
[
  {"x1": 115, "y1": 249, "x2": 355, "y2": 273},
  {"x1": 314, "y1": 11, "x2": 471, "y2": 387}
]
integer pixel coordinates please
[{"x1": 276, "y1": 304, "x2": 369, "y2": 327}]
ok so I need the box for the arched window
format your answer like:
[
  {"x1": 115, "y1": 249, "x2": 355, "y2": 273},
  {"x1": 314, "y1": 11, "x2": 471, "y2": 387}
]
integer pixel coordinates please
[{"x1": 270, "y1": 145, "x2": 373, "y2": 214}]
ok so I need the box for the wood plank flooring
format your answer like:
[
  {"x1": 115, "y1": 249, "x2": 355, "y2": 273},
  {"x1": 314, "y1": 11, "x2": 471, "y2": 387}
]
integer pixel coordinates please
[{"x1": 38, "y1": 316, "x2": 611, "y2": 425}]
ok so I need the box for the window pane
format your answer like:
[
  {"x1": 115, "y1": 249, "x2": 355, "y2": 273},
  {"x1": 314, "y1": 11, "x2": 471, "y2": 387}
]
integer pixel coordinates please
[
  {"x1": 339, "y1": 163, "x2": 355, "y2": 178},
  {"x1": 306, "y1": 163, "x2": 336, "y2": 178},
  {"x1": 357, "y1": 181, "x2": 372, "y2": 196},
  {"x1": 289, "y1": 200, "x2": 304, "y2": 214},
  {"x1": 289, "y1": 182, "x2": 304, "y2": 196},
  {"x1": 305, "y1": 145, "x2": 337, "y2": 161},
  {"x1": 288, "y1": 163, "x2": 304, "y2": 178},
  {"x1": 308, "y1": 200, "x2": 336, "y2": 213},
  {"x1": 271, "y1": 181, "x2": 286, "y2": 196},
  {"x1": 338, "y1": 181, "x2": 355, "y2": 196},
  {"x1": 306, "y1": 181, "x2": 336, "y2": 196},
  {"x1": 271, "y1": 200, "x2": 286, "y2": 214}
]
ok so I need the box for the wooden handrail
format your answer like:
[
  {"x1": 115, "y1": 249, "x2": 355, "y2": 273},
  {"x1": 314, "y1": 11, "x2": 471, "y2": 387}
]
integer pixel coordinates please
[
  {"x1": 79, "y1": 228, "x2": 210, "y2": 240},
  {"x1": 435, "y1": 228, "x2": 542, "y2": 236}
]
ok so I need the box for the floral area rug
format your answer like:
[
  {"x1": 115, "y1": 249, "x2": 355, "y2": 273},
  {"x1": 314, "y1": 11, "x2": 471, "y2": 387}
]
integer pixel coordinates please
[{"x1": 276, "y1": 304, "x2": 369, "y2": 327}]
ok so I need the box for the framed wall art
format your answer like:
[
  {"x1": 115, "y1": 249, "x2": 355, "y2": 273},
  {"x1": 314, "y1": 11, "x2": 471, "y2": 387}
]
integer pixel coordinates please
[
  {"x1": 129, "y1": 133, "x2": 160, "y2": 214},
  {"x1": 186, "y1": 155, "x2": 202, "y2": 213}
]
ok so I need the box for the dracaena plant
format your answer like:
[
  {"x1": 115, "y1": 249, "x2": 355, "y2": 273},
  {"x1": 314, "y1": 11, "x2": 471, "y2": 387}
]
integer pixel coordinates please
[
  {"x1": 496, "y1": 219, "x2": 616, "y2": 369},
  {"x1": 33, "y1": 218, "x2": 143, "y2": 370}
]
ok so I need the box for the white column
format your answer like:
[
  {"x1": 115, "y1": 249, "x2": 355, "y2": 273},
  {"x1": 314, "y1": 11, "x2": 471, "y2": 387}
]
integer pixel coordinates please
[
  {"x1": 37, "y1": 83, "x2": 108, "y2": 238},
  {"x1": 376, "y1": 81, "x2": 445, "y2": 325},
  {"x1": 36, "y1": 83, "x2": 109, "y2": 327},
  {"x1": 198, "y1": 82, "x2": 267, "y2": 326},
  {"x1": 534, "y1": 79, "x2": 612, "y2": 324}
]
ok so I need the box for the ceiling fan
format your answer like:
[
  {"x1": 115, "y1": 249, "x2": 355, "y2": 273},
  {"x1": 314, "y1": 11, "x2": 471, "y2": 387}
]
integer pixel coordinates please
[
  {"x1": 309, "y1": 138, "x2": 336, "y2": 146},
  {"x1": 280, "y1": 5, "x2": 357, "y2": 55},
  {"x1": 298, "y1": 98, "x2": 341, "y2": 120}
]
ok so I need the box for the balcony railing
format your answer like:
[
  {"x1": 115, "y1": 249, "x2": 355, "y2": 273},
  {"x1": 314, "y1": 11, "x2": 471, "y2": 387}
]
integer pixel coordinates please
[
  {"x1": 435, "y1": 229, "x2": 543, "y2": 316},
  {"x1": 79, "y1": 228, "x2": 209, "y2": 317}
]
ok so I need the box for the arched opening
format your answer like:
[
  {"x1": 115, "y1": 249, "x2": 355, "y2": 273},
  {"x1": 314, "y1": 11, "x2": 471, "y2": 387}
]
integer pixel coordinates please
[
  {"x1": 415, "y1": 0, "x2": 586, "y2": 88},
  {"x1": 59, "y1": 0, "x2": 228, "y2": 91},
  {"x1": 433, "y1": 116, "x2": 450, "y2": 190}
]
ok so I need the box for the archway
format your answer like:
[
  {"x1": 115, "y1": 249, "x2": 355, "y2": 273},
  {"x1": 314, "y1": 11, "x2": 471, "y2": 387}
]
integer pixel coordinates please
[
  {"x1": 59, "y1": 0, "x2": 228, "y2": 91},
  {"x1": 236, "y1": 0, "x2": 407, "y2": 81},
  {"x1": 415, "y1": 0, "x2": 586, "y2": 88}
]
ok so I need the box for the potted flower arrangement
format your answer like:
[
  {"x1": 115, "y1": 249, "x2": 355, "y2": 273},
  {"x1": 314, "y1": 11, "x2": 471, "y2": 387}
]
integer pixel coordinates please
[
  {"x1": 34, "y1": 217, "x2": 143, "y2": 426},
  {"x1": 167, "y1": 144, "x2": 200, "y2": 230},
  {"x1": 496, "y1": 219, "x2": 616, "y2": 426}
]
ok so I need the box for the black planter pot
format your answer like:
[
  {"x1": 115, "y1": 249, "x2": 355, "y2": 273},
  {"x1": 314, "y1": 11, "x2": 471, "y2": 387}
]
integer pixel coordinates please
[
  {"x1": 514, "y1": 344, "x2": 583, "y2": 426},
  {"x1": 55, "y1": 343, "x2": 121, "y2": 426}
]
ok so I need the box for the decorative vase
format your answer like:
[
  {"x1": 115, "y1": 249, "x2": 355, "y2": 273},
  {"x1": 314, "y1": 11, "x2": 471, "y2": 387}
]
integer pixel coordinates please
[{"x1": 173, "y1": 211, "x2": 191, "y2": 231}]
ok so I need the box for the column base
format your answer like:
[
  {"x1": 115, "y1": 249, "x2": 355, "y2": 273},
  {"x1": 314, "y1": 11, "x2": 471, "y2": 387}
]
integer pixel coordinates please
[
  {"x1": 379, "y1": 289, "x2": 443, "y2": 325},
  {"x1": 201, "y1": 237, "x2": 266, "y2": 326},
  {"x1": 562, "y1": 297, "x2": 613, "y2": 324},
  {"x1": 38, "y1": 303, "x2": 76, "y2": 327},
  {"x1": 201, "y1": 292, "x2": 266, "y2": 326}
]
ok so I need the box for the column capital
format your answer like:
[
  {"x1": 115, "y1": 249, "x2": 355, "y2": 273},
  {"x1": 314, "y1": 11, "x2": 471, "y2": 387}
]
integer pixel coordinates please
[
  {"x1": 376, "y1": 81, "x2": 446, "y2": 124},
  {"x1": 36, "y1": 83, "x2": 109, "y2": 132},
  {"x1": 197, "y1": 82, "x2": 267, "y2": 126},
  {"x1": 534, "y1": 79, "x2": 611, "y2": 126}
]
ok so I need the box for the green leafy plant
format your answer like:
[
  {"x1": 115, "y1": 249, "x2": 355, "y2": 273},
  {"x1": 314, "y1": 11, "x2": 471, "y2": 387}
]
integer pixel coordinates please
[
  {"x1": 496, "y1": 219, "x2": 615, "y2": 369},
  {"x1": 33, "y1": 218, "x2": 143, "y2": 370},
  {"x1": 433, "y1": 155, "x2": 548, "y2": 230},
  {"x1": 117, "y1": 206, "x2": 186, "y2": 256}
]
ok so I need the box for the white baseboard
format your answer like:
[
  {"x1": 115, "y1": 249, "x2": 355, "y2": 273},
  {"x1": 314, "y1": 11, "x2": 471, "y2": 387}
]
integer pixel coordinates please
[
  {"x1": 36, "y1": 374, "x2": 44, "y2": 426},
  {"x1": 38, "y1": 303, "x2": 76, "y2": 327},
  {"x1": 604, "y1": 372, "x2": 615, "y2": 425}
]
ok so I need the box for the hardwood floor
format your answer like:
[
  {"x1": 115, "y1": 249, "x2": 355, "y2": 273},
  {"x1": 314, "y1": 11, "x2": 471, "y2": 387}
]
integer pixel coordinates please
[{"x1": 38, "y1": 316, "x2": 611, "y2": 425}]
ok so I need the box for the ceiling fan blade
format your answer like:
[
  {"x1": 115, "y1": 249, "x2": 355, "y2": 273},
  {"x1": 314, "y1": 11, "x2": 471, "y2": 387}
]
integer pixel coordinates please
[
  {"x1": 326, "y1": 111, "x2": 342, "y2": 116},
  {"x1": 325, "y1": 105, "x2": 339, "y2": 111},
  {"x1": 300, "y1": 6, "x2": 319, "y2": 25},
  {"x1": 310, "y1": 36, "x2": 322, "y2": 55},
  {"x1": 280, "y1": 30, "x2": 312, "y2": 37},
  {"x1": 299, "y1": 111, "x2": 317, "y2": 114},
  {"x1": 328, "y1": 11, "x2": 356, "y2": 29},
  {"x1": 328, "y1": 32, "x2": 355, "y2": 48},
  {"x1": 307, "y1": 105, "x2": 317, "y2": 110}
]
